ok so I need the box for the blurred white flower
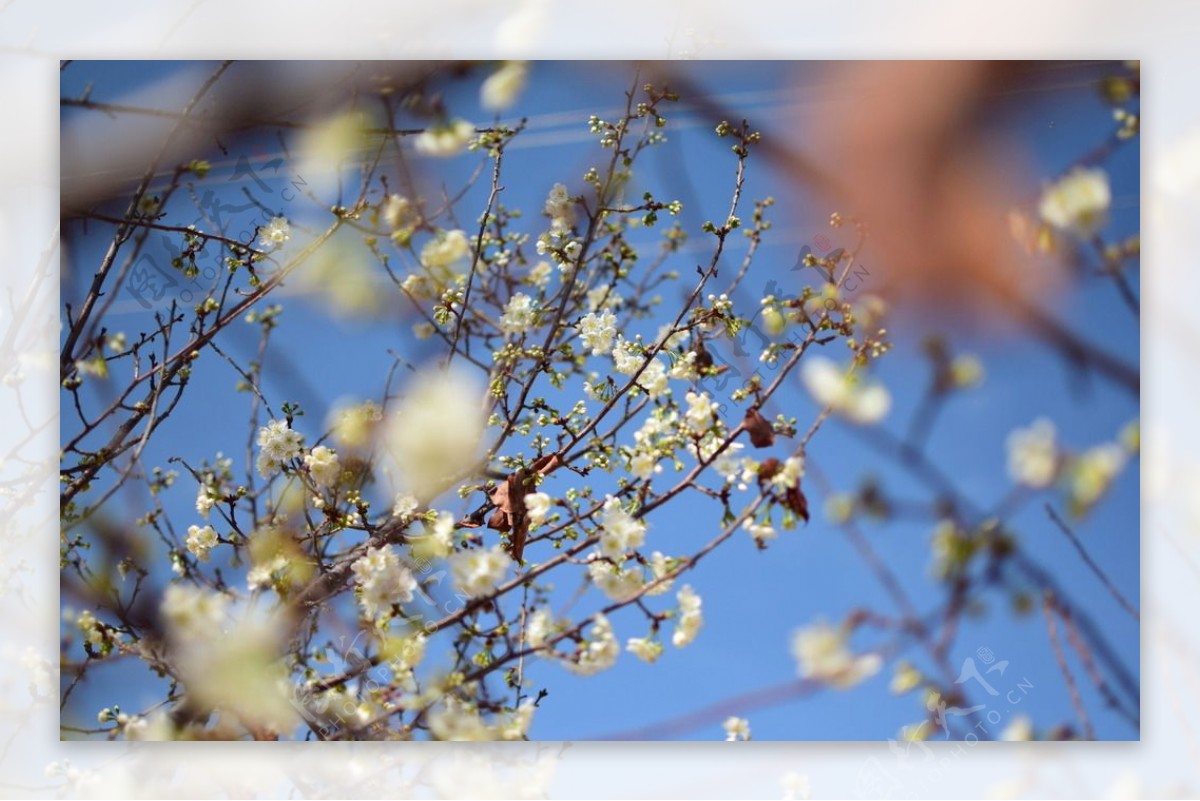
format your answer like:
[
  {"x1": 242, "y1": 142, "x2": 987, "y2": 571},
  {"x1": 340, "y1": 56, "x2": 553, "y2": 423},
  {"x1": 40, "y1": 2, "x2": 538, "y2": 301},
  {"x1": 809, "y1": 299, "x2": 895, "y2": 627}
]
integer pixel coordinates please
[
  {"x1": 526, "y1": 607, "x2": 556, "y2": 648},
  {"x1": 499, "y1": 292, "x2": 537, "y2": 334},
  {"x1": 296, "y1": 236, "x2": 384, "y2": 317},
  {"x1": 411, "y1": 511, "x2": 455, "y2": 562},
  {"x1": 890, "y1": 661, "x2": 923, "y2": 695},
  {"x1": 626, "y1": 637, "x2": 663, "y2": 663},
  {"x1": 1038, "y1": 166, "x2": 1110, "y2": 236},
  {"x1": 685, "y1": 391, "x2": 717, "y2": 433},
  {"x1": 524, "y1": 492, "x2": 552, "y2": 526},
  {"x1": 587, "y1": 285, "x2": 623, "y2": 311},
  {"x1": 296, "y1": 111, "x2": 369, "y2": 196},
  {"x1": 527, "y1": 260, "x2": 553, "y2": 288},
  {"x1": 351, "y1": 545, "x2": 417, "y2": 621},
  {"x1": 449, "y1": 546, "x2": 513, "y2": 598},
  {"x1": 587, "y1": 556, "x2": 644, "y2": 602},
  {"x1": 637, "y1": 358, "x2": 670, "y2": 399},
  {"x1": 497, "y1": 701, "x2": 536, "y2": 740},
  {"x1": 743, "y1": 519, "x2": 777, "y2": 546},
  {"x1": 304, "y1": 445, "x2": 340, "y2": 488},
  {"x1": 1069, "y1": 443, "x2": 1127, "y2": 509},
  {"x1": 769, "y1": 455, "x2": 805, "y2": 491},
  {"x1": 723, "y1": 716, "x2": 751, "y2": 741},
  {"x1": 122, "y1": 711, "x2": 176, "y2": 741},
  {"x1": 382, "y1": 194, "x2": 414, "y2": 231},
  {"x1": 401, "y1": 272, "x2": 437, "y2": 299},
  {"x1": 1001, "y1": 714, "x2": 1034, "y2": 741},
  {"x1": 629, "y1": 449, "x2": 661, "y2": 480},
  {"x1": 646, "y1": 551, "x2": 675, "y2": 596},
  {"x1": 544, "y1": 182, "x2": 575, "y2": 231},
  {"x1": 160, "y1": 584, "x2": 229, "y2": 638},
  {"x1": 21, "y1": 647, "x2": 54, "y2": 698},
  {"x1": 76, "y1": 610, "x2": 108, "y2": 651},
  {"x1": 949, "y1": 354, "x2": 985, "y2": 389},
  {"x1": 791, "y1": 621, "x2": 881, "y2": 689},
  {"x1": 327, "y1": 400, "x2": 383, "y2": 452},
  {"x1": 414, "y1": 120, "x2": 475, "y2": 157},
  {"x1": 481, "y1": 61, "x2": 529, "y2": 111},
  {"x1": 185, "y1": 524, "x2": 218, "y2": 561},
  {"x1": 564, "y1": 613, "x2": 619, "y2": 676},
  {"x1": 611, "y1": 336, "x2": 642, "y2": 374},
  {"x1": 383, "y1": 368, "x2": 485, "y2": 503},
  {"x1": 1007, "y1": 418, "x2": 1058, "y2": 488},
  {"x1": 672, "y1": 585, "x2": 703, "y2": 647},
  {"x1": 427, "y1": 697, "x2": 490, "y2": 741},
  {"x1": 195, "y1": 483, "x2": 217, "y2": 518},
  {"x1": 393, "y1": 493, "x2": 420, "y2": 519},
  {"x1": 419, "y1": 229, "x2": 471, "y2": 273},
  {"x1": 160, "y1": 586, "x2": 297, "y2": 734},
  {"x1": 801, "y1": 357, "x2": 890, "y2": 424},
  {"x1": 781, "y1": 771, "x2": 812, "y2": 800},
  {"x1": 597, "y1": 495, "x2": 646, "y2": 559}
]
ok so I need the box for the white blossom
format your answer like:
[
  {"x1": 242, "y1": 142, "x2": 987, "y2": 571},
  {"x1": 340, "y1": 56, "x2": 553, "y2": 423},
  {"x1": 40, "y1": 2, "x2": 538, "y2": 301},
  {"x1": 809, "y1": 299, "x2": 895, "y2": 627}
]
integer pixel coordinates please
[
  {"x1": 393, "y1": 493, "x2": 420, "y2": 520},
  {"x1": 411, "y1": 511, "x2": 456, "y2": 561},
  {"x1": 383, "y1": 194, "x2": 413, "y2": 230},
  {"x1": 564, "y1": 613, "x2": 619, "y2": 676},
  {"x1": 637, "y1": 358, "x2": 670, "y2": 398},
  {"x1": 427, "y1": 697, "x2": 490, "y2": 741},
  {"x1": 499, "y1": 292, "x2": 537, "y2": 334},
  {"x1": 258, "y1": 217, "x2": 290, "y2": 249},
  {"x1": 304, "y1": 445, "x2": 341, "y2": 488},
  {"x1": 543, "y1": 182, "x2": 575, "y2": 231},
  {"x1": 1069, "y1": 443, "x2": 1127, "y2": 508},
  {"x1": 1007, "y1": 418, "x2": 1058, "y2": 488},
  {"x1": 414, "y1": 119, "x2": 475, "y2": 158},
  {"x1": 1001, "y1": 714, "x2": 1035, "y2": 741},
  {"x1": 185, "y1": 525, "x2": 218, "y2": 561},
  {"x1": 195, "y1": 484, "x2": 217, "y2": 518},
  {"x1": 791, "y1": 621, "x2": 882, "y2": 689},
  {"x1": 1038, "y1": 166, "x2": 1110, "y2": 236},
  {"x1": 597, "y1": 495, "x2": 646, "y2": 559},
  {"x1": 481, "y1": 61, "x2": 529, "y2": 111},
  {"x1": 629, "y1": 449, "x2": 662, "y2": 480},
  {"x1": 723, "y1": 716, "x2": 751, "y2": 741},
  {"x1": 713, "y1": 442, "x2": 745, "y2": 482},
  {"x1": 587, "y1": 285, "x2": 623, "y2": 311},
  {"x1": 646, "y1": 551, "x2": 675, "y2": 596},
  {"x1": 769, "y1": 455, "x2": 805, "y2": 491},
  {"x1": 76, "y1": 610, "x2": 109, "y2": 651},
  {"x1": 743, "y1": 520, "x2": 777, "y2": 546},
  {"x1": 160, "y1": 584, "x2": 230, "y2": 640},
  {"x1": 626, "y1": 637, "x2": 663, "y2": 663},
  {"x1": 684, "y1": 391, "x2": 717, "y2": 434},
  {"x1": 524, "y1": 492, "x2": 552, "y2": 526},
  {"x1": 255, "y1": 419, "x2": 304, "y2": 477},
  {"x1": 450, "y1": 546, "x2": 513, "y2": 598},
  {"x1": 351, "y1": 545, "x2": 417, "y2": 621},
  {"x1": 579, "y1": 311, "x2": 618, "y2": 356},
  {"x1": 526, "y1": 607, "x2": 558, "y2": 649},
  {"x1": 527, "y1": 260, "x2": 553, "y2": 288},
  {"x1": 384, "y1": 368, "x2": 485, "y2": 503},
  {"x1": 672, "y1": 585, "x2": 703, "y2": 647},
  {"x1": 419, "y1": 229, "x2": 471, "y2": 272},
  {"x1": 611, "y1": 336, "x2": 643, "y2": 374},
  {"x1": 587, "y1": 556, "x2": 644, "y2": 602},
  {"x1": 801, "y1": 357, "x2": 890, "y2": 425},
  {"x1": 401, "y1": 272, "x2": 436, "y2": 299}
]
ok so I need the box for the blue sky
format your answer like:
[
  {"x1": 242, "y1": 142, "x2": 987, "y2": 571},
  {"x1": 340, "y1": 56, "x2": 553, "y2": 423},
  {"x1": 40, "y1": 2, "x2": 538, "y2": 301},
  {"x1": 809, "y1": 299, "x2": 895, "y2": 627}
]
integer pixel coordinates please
[{"x1": 60, "y1": 60, "x2": 1139, "y2": 741}]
